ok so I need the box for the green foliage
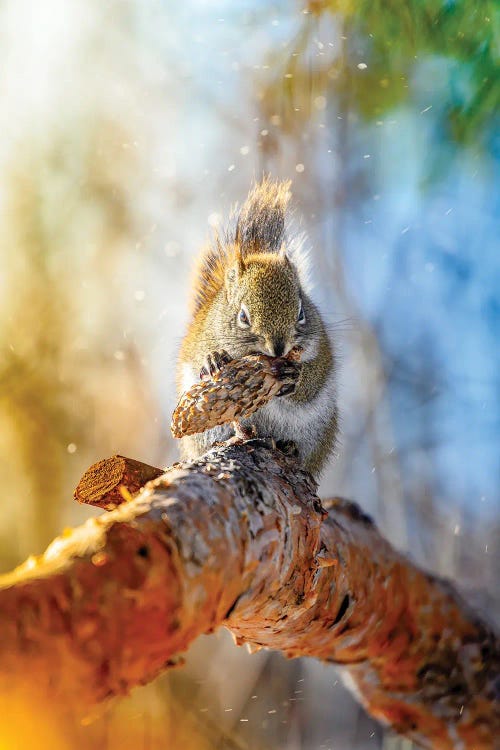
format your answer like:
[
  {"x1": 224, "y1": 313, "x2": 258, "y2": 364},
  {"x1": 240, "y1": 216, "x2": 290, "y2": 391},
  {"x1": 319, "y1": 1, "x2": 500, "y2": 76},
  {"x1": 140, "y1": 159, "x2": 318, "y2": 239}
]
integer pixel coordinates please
[
  {"x1": 346, "y1": 0, "x2": 498, "y2": 141},
  {"x1": 263, "y1": 0, "x2": 499, "y2": 145}
]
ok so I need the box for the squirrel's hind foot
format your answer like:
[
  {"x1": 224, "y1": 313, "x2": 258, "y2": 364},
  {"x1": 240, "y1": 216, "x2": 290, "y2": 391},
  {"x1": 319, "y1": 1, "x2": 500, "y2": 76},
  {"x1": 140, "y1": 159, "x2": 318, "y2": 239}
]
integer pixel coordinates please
[
  {"x1": 232, "y1": 420, "x2": 257, "y2": 441},
  {"x1": 275, "y1": 439, "x2": 300, "y2": 459}
]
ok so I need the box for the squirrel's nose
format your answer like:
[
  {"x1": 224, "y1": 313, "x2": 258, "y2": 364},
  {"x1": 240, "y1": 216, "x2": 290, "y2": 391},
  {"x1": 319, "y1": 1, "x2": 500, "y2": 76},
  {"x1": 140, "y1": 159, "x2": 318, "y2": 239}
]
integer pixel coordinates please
[{"x1": 270, "y1": 338, "x2": 287, "y2": 358}]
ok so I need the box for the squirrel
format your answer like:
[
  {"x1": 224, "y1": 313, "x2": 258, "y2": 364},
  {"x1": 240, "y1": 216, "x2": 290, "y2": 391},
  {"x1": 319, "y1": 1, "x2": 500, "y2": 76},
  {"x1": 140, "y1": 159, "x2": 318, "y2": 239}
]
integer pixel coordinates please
[{"x1": 176, "y1": 177, "x2": 338, "y2": 477}]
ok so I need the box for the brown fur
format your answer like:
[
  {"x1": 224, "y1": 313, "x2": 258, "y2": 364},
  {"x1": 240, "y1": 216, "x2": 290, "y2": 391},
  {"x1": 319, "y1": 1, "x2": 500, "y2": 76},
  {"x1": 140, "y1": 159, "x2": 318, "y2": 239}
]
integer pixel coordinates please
[
  {"x1": 178, "y1": 178, "x2": 338, "y2": 477},
  {"x1": 190, "y1": 177, "x2": 291, "y2": 316}
]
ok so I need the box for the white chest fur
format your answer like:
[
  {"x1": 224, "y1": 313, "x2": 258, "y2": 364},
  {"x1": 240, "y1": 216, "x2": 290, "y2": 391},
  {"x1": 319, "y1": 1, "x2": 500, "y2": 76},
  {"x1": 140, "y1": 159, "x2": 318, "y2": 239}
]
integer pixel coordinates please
[{"x1": 263, "y1": 369, "x2": 336, "y2": 431}]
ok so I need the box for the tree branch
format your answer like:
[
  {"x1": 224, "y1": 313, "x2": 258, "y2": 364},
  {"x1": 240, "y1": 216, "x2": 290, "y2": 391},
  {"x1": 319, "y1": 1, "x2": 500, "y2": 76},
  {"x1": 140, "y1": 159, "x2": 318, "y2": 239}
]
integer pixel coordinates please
[
  {"x1": 74, "y1": 454, "x2": 164, "y2": 509},
  {"x1": 0, "y1": 444, "x2": 498, "y2": 749}
]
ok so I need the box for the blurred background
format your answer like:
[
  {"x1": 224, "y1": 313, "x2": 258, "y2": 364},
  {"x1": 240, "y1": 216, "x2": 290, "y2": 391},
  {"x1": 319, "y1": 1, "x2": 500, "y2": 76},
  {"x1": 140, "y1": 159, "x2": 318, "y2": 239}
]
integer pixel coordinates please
[{"x1": 0, "y1": 0, "x2": 498, "y2": 748}]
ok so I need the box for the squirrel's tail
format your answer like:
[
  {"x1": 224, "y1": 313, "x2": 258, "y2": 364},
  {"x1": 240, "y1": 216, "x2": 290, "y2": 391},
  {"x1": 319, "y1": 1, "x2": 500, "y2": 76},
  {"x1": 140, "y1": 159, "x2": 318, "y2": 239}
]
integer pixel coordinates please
[{"x1": 189, "y1": 177, "x2": 293, "y2": 316}]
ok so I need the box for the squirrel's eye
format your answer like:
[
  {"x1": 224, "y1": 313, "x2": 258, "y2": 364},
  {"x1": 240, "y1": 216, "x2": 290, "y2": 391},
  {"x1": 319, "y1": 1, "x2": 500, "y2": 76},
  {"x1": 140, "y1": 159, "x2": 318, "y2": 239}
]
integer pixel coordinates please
[
  {"x1": 297, "y1": 299, "x2": 306, "y2": 325},
  {"x1": 238, "y1": 304, "x2": 251, "y2": 328}
]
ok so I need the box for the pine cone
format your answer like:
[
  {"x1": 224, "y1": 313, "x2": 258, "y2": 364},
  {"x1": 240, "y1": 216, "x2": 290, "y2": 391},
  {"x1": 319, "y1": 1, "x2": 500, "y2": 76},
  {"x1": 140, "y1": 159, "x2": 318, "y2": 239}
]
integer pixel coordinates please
[{"x1": 171, "y1": 350, "x2": 302, "y2": 439}]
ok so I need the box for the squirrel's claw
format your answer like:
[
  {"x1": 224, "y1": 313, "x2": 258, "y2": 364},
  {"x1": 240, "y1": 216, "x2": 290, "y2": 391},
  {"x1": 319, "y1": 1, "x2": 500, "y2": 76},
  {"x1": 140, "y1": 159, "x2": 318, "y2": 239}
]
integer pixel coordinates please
[
  {"x1": 277, "y1": 382, "x2": 296, "y2": 397},
  {"x1": 275, "y1": 439, "x2": 299, "y2": 458},
  {"x1": 232, "y1": 420, "x2": 257, "y2": 441},
  {"x1": 269, "y1": 358, "x2": 301, "y2": 397},
  {"x1": 200, "y1": 349, "x2": 232, "y2": 381}
]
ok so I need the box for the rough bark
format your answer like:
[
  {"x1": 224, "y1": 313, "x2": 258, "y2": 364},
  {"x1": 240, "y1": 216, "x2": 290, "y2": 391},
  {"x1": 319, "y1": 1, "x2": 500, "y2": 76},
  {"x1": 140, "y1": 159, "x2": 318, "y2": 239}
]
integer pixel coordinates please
[{"x1": 0, "y1": 446, "x2": 498, "y2": 749}]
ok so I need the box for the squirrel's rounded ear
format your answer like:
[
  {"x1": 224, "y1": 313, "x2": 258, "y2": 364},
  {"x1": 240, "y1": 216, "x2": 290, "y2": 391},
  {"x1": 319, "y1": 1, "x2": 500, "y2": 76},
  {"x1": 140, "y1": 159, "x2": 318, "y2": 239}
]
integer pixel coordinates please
[
  {"x1": 278, "y1": 244, "x2": 290, "y2": 264},
  {"x1": 225, "y1": 264, "x2": 238, "y2": 289},
  {"x1": 225, "y1": 250, "x2": 245, "y2": 299},
  {"x1": 226, "y1": 248, "x2": 245, "y2": 281}
]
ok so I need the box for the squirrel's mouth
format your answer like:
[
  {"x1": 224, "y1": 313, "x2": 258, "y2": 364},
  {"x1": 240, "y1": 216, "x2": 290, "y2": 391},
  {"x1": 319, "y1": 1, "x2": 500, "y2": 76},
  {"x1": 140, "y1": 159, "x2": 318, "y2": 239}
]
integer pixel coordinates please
[{"x1": 251, "y1": 342, "x2": 292, "y2": 359}]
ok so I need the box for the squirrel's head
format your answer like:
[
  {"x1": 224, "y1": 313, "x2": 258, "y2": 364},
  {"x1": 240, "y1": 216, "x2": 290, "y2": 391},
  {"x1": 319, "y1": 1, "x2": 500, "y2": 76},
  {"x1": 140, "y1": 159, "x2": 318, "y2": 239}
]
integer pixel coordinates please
[{"x1": 223, "y1": 248, "x2": 320, "y2": 360}]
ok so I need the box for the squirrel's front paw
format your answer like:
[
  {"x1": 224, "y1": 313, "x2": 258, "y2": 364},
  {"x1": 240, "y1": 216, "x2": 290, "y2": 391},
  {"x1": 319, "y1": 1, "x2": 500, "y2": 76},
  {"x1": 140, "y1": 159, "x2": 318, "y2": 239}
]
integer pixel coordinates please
[
  {"x1": 199, "y1": 350, "x2": 232, "y2": 380},
  {"x1": 270, "y1": 359, "x2": 301, "y2": 397}
]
